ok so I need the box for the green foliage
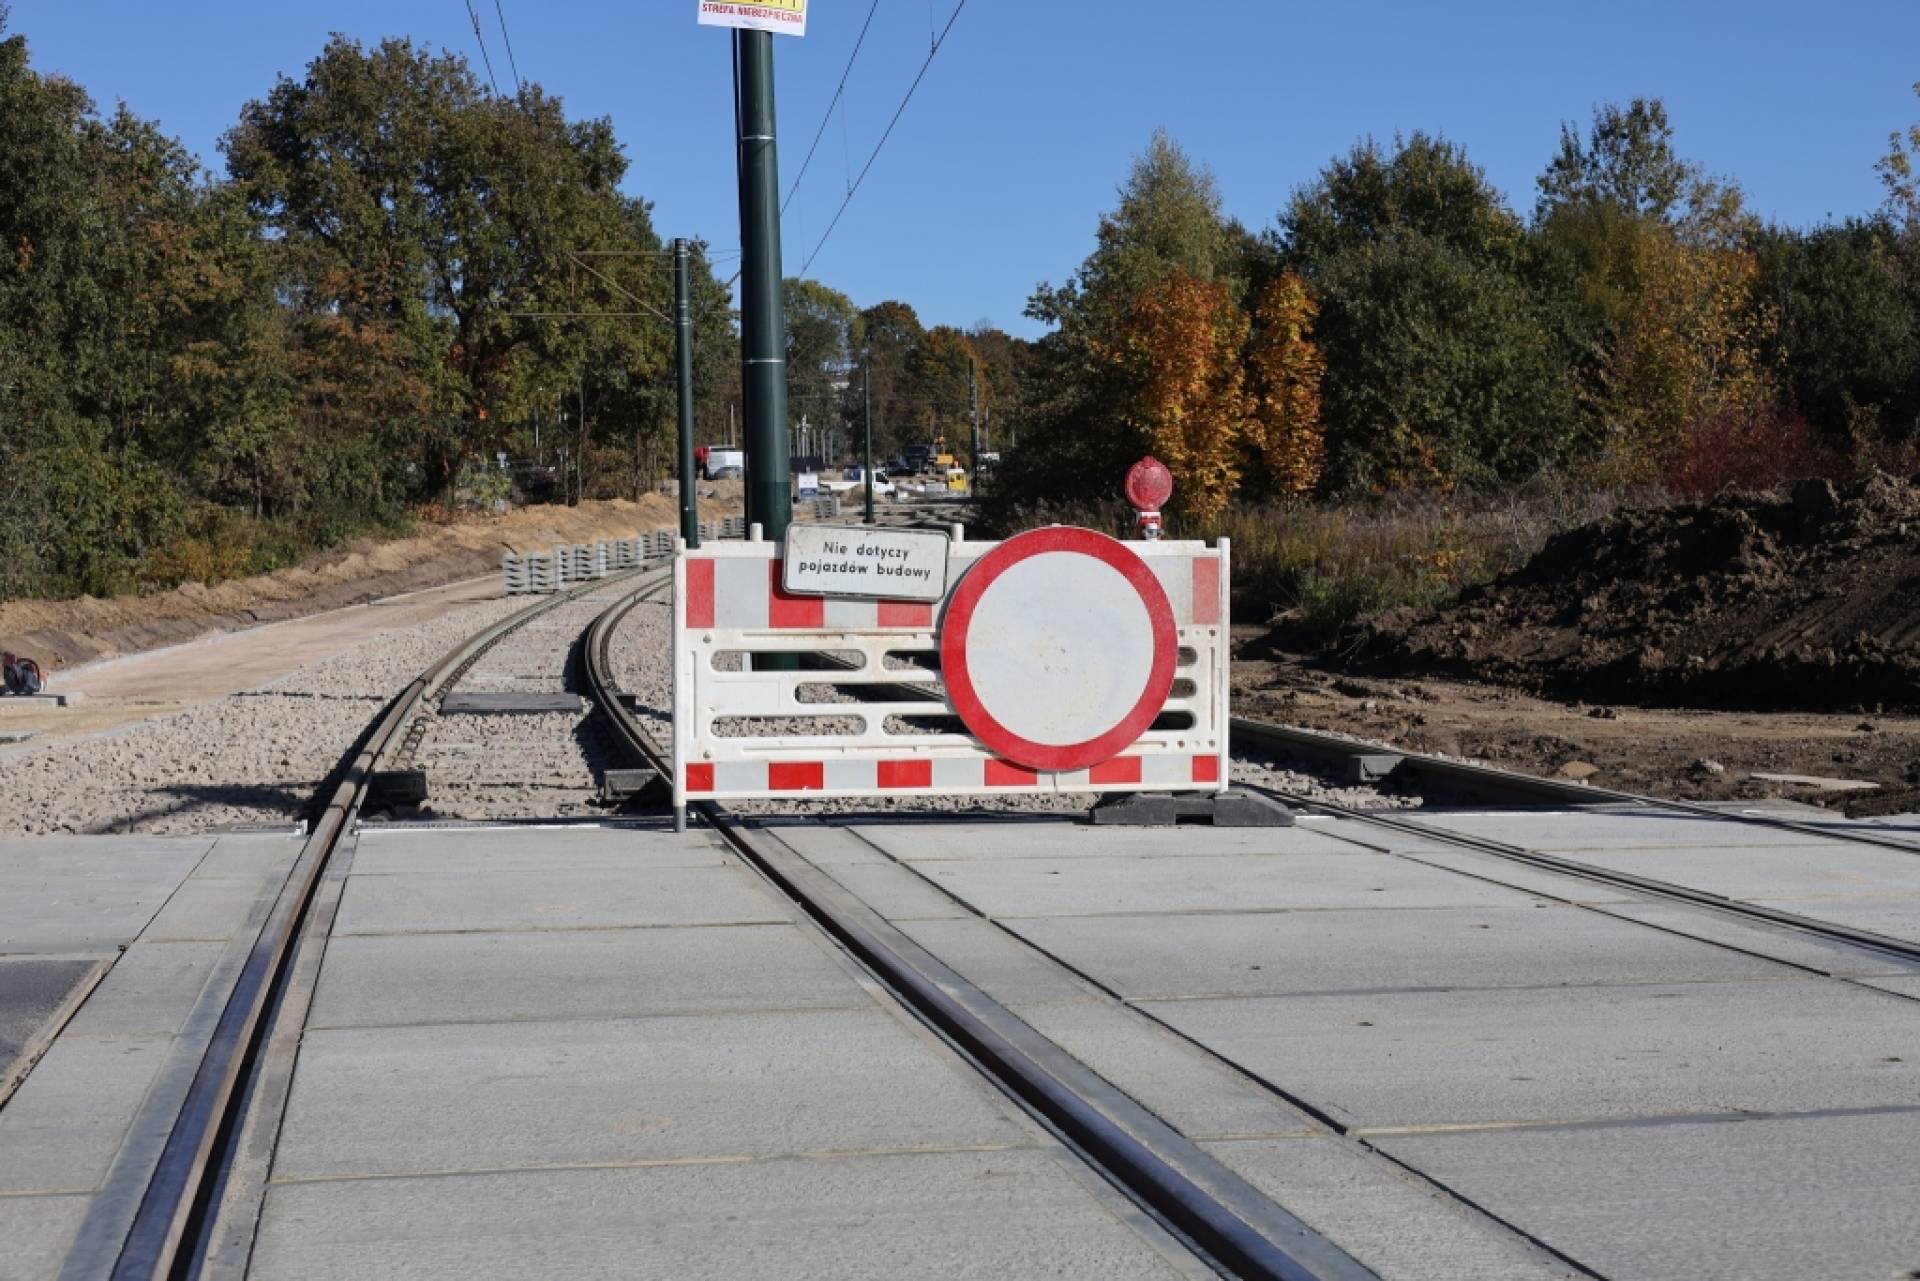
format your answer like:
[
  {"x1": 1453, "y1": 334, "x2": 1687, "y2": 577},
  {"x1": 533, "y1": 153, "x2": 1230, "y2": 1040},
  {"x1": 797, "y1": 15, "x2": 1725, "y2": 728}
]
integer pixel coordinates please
[
  {"x1": 0, "y1": 22, "x2": 731, "y2": 601},
  {"x1": 1279, "y1": 133, "x2": 1578, "y2": 490},
  {"x1": 785, "y1": 277, "x2": 857, "y2": 429},
  {"x1": 1312, "y1": 235, "x2": 1579, "y2": 488},
  {"x1": 1755, "y1": 218, "x2": 1920, "y2": 442},
  {"x1": 994, "y1": 132, "x2": 1233, "y2": 518},
  {"x1": 1282, "y1": 132, "x2": 1526, "y2": 271},
  {"x1": 1538, "y1": 98, "x2": 1701, "y2": 223}
]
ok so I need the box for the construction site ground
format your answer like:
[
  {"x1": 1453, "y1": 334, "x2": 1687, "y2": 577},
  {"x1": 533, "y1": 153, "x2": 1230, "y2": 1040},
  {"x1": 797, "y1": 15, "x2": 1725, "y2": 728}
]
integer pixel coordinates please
[{"x1": 1235, "y1": 630, "x2": 1920, "y2": 818}]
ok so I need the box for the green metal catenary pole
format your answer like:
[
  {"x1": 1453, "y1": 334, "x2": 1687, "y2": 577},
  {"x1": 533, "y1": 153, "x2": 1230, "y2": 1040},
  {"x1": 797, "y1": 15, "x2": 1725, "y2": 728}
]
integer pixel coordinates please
[
  {"x1": 733, "y1": 29, "x2": 791, "y2": 544},
  {"x1": 673, "y1": 238, "x2": 699, "y2": 549},
  {"x1": 863, "y1": 349, "x2": 875, "y2": 525},
  {"x1": 968, "y1": 355, "x2": 980, "y2": 495}
]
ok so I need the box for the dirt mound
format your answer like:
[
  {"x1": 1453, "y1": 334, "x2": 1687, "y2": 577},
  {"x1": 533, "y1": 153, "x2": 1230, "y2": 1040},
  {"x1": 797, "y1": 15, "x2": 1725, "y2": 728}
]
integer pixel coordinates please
[
  {"x1": 1359, "y1": 474, "x2": 1920, "y2": 713},
  {"x1": 0, "y1": 492, "x2": 737, "y2": 673}
]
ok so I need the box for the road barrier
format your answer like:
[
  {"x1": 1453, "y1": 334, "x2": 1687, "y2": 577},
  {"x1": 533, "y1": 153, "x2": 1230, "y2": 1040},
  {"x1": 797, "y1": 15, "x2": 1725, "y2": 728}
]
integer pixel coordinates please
[
  {"x1": 672, "y1": 527, "x2": 1230, "y2": 806},
  {"x1": 504, "y1": 498, "x2": 853, "y2": 596}
]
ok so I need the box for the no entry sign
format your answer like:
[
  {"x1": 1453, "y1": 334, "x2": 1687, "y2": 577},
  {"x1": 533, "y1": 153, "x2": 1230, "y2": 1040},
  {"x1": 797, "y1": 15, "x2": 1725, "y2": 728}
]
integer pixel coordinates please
[{"x1": 940, "y1": 527, "x2": 1177, "y2": 772}]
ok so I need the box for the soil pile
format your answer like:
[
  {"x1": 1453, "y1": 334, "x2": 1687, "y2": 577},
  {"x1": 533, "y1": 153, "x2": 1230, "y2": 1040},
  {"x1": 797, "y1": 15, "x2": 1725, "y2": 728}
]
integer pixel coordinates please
[
  {"x1": 1361, "y1": 474, "x2": 1920, "y2": 713},
  {"x1": 0, "y1": 491, "x2": 738, "y2": 672}
]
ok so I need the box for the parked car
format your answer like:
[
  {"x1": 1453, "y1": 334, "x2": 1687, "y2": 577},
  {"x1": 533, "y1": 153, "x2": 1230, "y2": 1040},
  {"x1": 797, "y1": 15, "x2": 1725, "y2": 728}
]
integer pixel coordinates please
[
  {"x1": 703, "y1": 447, "x2": 745, "y2": 480},
  {"x1": 823, "y1": 467, "x2": 894, "y2": 498}
]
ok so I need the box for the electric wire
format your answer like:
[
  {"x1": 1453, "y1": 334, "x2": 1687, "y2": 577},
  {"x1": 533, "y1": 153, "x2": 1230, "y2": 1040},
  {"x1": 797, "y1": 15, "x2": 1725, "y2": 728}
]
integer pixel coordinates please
[
  {"x1": 796, "y1": 0, "x2": 967, "y2": 278},
  {"x1": 490, "y1": 0, "x2": 523, "y2": 97},
  {"x1": 461, "y1": 0, "x2": 503, "y2": 96},
  {"x1": 780, "y1": 0, "x2": 882, "y2": 216}
]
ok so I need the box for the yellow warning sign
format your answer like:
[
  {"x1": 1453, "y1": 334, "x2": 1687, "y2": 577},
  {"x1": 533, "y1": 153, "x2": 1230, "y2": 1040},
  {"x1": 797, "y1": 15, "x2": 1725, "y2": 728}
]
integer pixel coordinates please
[{"x1": 698, "y1": 0, "x2": 807, "y2": 37}]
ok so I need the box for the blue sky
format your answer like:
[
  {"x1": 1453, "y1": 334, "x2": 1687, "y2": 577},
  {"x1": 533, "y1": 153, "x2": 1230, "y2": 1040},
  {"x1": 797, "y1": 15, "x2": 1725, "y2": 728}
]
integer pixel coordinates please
[{"x1": 14, "y1": 1, "x2": 1919, "y2": 338}]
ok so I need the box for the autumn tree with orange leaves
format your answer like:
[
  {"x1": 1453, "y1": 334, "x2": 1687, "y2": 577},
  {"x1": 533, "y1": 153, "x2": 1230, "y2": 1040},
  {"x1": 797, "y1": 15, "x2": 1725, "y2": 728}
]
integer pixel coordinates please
[
  {"x1": 1100, "y1": 272, "x2": 1251, "y2": 525},
  {"x1": 1244, "y1": 272, "x2": 1326, "y2": 496}
]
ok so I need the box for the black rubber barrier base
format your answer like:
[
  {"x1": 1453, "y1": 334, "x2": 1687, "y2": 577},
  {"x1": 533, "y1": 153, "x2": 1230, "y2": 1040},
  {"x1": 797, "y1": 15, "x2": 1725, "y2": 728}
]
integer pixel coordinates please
[{"x1": 1088, "y1": 787, "x2": 1295, "y2": 827}]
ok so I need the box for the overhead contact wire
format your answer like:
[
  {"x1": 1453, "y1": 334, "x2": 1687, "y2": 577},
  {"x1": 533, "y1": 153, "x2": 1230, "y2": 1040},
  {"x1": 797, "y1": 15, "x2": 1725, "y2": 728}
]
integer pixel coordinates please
[
  {"x1": 461, "y1": 0, "x2": 503, "y2": 96},
  {"x1": 798, "y1": 0, "x2": 967, "y2": 277},
  {"x1": 781, "y1": 0, "x2": 883, "y2": 216}
]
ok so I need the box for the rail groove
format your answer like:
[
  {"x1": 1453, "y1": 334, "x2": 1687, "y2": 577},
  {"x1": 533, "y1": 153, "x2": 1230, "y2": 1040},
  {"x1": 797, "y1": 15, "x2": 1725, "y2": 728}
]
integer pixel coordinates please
[
  {"x1": 582, "y1": 578, "x2": 1377, "y2": 1281},
  {"x1": 80, "y1": 568, "x2": 658, "y2": 1281},
  {"x1": 1232, "y1": 717, "x2": 1920, "y2": 970}
]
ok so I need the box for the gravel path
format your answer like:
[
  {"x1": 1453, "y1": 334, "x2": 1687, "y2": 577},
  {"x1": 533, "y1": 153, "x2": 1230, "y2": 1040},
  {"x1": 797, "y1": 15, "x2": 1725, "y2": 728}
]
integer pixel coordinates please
[{"x1": 0, "y1": 593, "x2": 528, "y2": 836}]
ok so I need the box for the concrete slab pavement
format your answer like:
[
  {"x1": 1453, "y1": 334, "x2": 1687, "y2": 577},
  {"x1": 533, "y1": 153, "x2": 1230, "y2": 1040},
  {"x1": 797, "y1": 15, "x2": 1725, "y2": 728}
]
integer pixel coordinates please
[
  {"x1": 1413, "y1": 809, "x2": 1829, "y2": 850},
  {"x1": 0, "y1": 959, "x2": 103, "y2": 1103},
  {"x1": 251, "y1": 1150, "x2": 1196, "y2": 1281},
  {"x1": 0, "y1": 833, "x2": 300, "y2": 1276},
  {"x1": 779, "y1": 815, "x2": 1920, "y2": 1279},
  {"x1": 252, "y1": 823, "x2": 1210, "y2": 1280},
  {"x1": 306, "y1": 923, "x2": 872, "y2": 1028},
  {"x1": 841, "y1": 817, "x2": 1367, "y2": 861},
  {"x1": 1006, "y1": 902, "x2": 1802, "y2": 1001},
  {"x1": 1376, "y1": 1109, "x2": 1920, "y2": 1280},
  {"x1": 0, "y1": 1194, "x2": 91, "y2": 1281},
  {"x1": 902, "y1": 849, "x2": 1547, "y2": 918},
  {"x1": 1139, "y1": 979, "x2": 1920, "y2": 1130},
  {"x1": 773, "y1": 821, "x2": 1591, "y2": 1279},
  {"x1": 0, "y1": 836, "x2": 213, "y2": 952},
  {"x1": 329, "y1": 859, "x2": 789, "y2": 935}
]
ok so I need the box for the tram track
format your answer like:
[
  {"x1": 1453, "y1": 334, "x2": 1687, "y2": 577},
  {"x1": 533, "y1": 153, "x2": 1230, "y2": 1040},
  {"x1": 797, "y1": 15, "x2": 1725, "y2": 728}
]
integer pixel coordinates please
[
  {"x1": 74, "y1": 567, "x2": 663, "y2": 1281},
  {"x1": 1230, "y1": 718, "x2": 1920, "y2": 979},
  {"x1": 582, "y1": 576, "x2": 1377, "y2": 1281},
  {"x1": 67, "y1": 553, "x2": 1920, "y2": 1280}
]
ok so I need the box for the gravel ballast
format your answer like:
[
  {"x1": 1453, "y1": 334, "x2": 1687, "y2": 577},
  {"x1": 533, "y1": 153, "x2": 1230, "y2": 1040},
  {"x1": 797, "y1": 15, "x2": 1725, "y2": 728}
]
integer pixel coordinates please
[
  {"x1": 0, "y1": 593, "x2": 528, "y2": 836},
  {"x1": 2, "y1": 569, "x2": 1417, "y2": 836},
  {"x1": 611, "y1": 581, "x2": 1410, "y2": 817}
]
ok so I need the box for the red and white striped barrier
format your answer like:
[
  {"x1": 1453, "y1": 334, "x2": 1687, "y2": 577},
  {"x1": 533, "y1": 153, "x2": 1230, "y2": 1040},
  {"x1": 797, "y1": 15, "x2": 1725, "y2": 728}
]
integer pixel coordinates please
[{"x1": 671, "y1": 526, "x2": 1229, "y2": 808}]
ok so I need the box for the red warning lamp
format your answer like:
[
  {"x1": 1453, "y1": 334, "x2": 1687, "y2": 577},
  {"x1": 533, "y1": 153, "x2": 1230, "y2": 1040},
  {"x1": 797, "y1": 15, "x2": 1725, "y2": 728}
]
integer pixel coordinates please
[{"x1": 1124, "y1": 456, "x2": 1173, "y2": 540}]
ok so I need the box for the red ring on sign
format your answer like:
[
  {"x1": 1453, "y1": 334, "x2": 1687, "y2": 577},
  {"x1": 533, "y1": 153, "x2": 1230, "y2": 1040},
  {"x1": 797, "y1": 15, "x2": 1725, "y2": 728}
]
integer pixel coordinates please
[{"x1": 940, "y1": 527, "x2": 1176, "y2": 772}]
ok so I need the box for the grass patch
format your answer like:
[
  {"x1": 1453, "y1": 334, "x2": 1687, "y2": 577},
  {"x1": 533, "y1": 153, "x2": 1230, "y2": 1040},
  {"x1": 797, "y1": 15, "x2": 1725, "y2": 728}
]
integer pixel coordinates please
[{"x1": 1202, "y1": 482, "x2": 1647, "y2": 641}]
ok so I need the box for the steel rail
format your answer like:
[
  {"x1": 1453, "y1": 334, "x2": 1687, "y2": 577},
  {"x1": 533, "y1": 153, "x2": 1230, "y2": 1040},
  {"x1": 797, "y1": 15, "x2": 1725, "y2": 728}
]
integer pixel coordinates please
[
  {"x1": 1232, "y1": 716, "x2": 1920, "y2": 858},
  {"x1": 581, "y1": 579, "x2": 1376, "y2": 1281},
  {"x1": 91, "y1": 568, "x2": 657, "y2": 1281},
  {"x1": 1235, "y1": 776, "x2": 1920, "y2": 970}
]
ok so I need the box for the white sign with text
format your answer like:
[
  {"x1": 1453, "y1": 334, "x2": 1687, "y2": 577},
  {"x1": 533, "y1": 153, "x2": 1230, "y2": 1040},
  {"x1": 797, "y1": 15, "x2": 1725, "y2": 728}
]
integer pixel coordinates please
[
  {"x1": 697, "y1": 0, "x2": 807, "y2": 37},
  {"x1": 784, "y1": 525, "x2": 949, "y2": 601}
]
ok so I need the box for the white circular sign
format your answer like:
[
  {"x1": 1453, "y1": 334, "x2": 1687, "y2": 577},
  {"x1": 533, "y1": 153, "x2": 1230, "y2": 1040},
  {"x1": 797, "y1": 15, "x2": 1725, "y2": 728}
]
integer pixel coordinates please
[{"x1": 941, "y1": 527, "x2": 1176, "y2": 772}]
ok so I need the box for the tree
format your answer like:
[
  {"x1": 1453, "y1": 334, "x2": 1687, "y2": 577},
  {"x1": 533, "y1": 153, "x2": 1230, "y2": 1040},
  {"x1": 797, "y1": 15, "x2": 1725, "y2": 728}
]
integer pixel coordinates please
[
  {"x1": 1590, "y1": 229, "x2": 1777, "y2": 477},
  {"x1": 963, "y1": 322, "x2": 1027, "y2": 454},
  {"x1": 1029, "y1": 129, "x2": 1233, "y2": 334},
  {"x1": 0, "y1": 13, "x2": 299, "y2": 596},
  {"x1": 785, "y1": 277, "x2": 857, "y2": 434},
  {"x1": 223, "y1": 36, "x2": 646, "y2": 489},
  {"x1": 1278, "y1": 133, "x2": 1576, "y2": 489},
  {"x1": 1281, "y1": 132, "x2": 1525, "y2": 272},
  {"x1": 1538, "y1": 98, "x2": 1702, "y2": 223},
  {"x1": 907, "y1": 326, "x2": 978, "y2": 460},
  {"x1": 1754, "y1": 220, "x2": 1919, "y2": 444},
  {"x1": 850, "y1": 299, "x2": 924, "y2": 457},
  {"x1": 1099, "y1": 273, "x2": 1250, "y2": 525},
  {"x1": 999, "y1": 131, "x2": 1234, "y2": 512},
  {"x1": 1243, "y1": 272, "x2": 1325, "y2": 497},
  {"x1": 1875, "y1": 82, "x2": 1920, "y2": 229},
  {"x1": 1314, "y1": 235, "x2": 1578, "y2": 488},
  {"x1": 1533, "y1": 100, "x2": 1780, "y2": 476}
]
